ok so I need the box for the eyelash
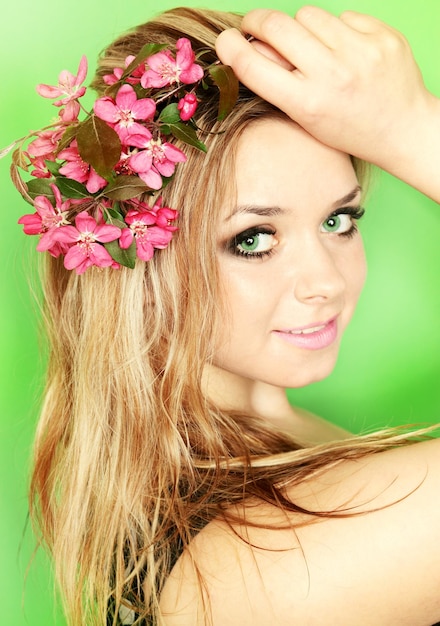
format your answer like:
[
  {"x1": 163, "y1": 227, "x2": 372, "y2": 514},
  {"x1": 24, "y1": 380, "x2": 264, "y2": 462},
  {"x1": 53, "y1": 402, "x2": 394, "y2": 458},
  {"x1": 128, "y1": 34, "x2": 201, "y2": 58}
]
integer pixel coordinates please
[
  {"x1": 323, "y1": 206, "x2": 366, "y2": 239},
  {"x1": 227, "y1": 206, "x2": 366, "y2": 260},
  {"x1": 227, "y1": 226, "x2": 277, "y2": 259}
]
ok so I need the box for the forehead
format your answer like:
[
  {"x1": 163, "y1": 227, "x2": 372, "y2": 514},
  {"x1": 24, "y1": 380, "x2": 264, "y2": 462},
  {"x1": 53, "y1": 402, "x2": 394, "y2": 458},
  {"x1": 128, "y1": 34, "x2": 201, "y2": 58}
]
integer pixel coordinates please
[{"x1": 230, "y1": 118, "x2": 358, "y2": 211}]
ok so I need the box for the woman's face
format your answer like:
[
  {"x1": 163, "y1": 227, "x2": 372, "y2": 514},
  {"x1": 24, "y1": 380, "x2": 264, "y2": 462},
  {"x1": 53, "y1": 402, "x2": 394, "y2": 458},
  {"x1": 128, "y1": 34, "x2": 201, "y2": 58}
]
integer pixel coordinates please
[{"x1": 213, "y1": 118, "x2": 367, "y2": 389}]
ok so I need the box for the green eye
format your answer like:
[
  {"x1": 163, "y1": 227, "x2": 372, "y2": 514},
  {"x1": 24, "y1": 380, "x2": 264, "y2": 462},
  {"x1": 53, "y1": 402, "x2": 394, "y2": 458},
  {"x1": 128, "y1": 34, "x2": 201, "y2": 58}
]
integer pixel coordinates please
[
  {"x1": 321, "y1": 213, "x2": 353, "y2": 234},
  {"x1": 232, "y1": 228, "x2": 277, "y2": 258},
  {"x1": 322, "y1": 215, "x2": 342, "y2": 232},
  {"x1": 240, "y1": 234, "x2": 261, "y2": 251}
]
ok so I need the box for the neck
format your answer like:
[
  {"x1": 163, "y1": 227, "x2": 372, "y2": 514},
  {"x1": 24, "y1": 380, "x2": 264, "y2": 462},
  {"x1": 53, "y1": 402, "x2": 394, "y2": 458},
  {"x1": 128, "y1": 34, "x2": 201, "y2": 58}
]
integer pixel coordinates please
[{"x1": 202, "y1": 363, "x2": 296, "y2": 426}]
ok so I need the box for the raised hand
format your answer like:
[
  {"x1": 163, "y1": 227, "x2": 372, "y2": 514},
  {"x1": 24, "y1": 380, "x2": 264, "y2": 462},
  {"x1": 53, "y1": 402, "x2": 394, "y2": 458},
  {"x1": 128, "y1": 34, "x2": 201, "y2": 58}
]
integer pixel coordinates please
[{"x1": 216, "y1": 7, "x2": 440, "y2": 200}]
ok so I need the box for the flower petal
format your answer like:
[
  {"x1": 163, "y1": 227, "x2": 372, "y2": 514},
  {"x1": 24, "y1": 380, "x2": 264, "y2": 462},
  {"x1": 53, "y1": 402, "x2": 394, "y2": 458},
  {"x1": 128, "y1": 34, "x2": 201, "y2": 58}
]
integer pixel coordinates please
[
  {"x1": 75, "y1": 55, "x2": 88, "y2": 86},
  {"x1": 115, "y1": 84, "x2": 137, "y2": 110},
  {"x1": 136, "y1": 239, "x2": 155, "y2": 261},
  {"x1": 18, "y1": 213, "x2": 42, "y2": 235},
  {"x1": 119, "y1": 228, "x2": 134, "y2": 249},
  {"x1": 131, "y1": 98, "x2": 156, "y2": 121},
  {"x1": 88, "y1": 244, "x2": 115, "y2": 266},
  {"x1": 64, "y1": 245, "x2": 91, "y2": 271},
  {"x1": 129, "y1": 150, "x2": 153, "y2": 173},
  {"x1": 147, "y1": 225, "x2": 174, "y2": 248},
  {"x1": 138, "y1": 168, "x2": 162, "y2": 190},
  {"x1": 75, "y1": 211, "x2": 98, "y2": 234},
  {"x1": 94, "y1": 97, "x2": 119, "y2": 123},
  {"x1": 175, "y1": 38, "x2": 194, "y2": 69},
  {"x1": 50, "y1": 225, "x2": 79, "y2": 244},
  {"x1": 163, "y1": 143, "x2": 187, "y2": 163},
  {"x1": 94, "y1": 223, "x2": 121, "y2": 243},
  {"x1": 126, "y1": 129, "x2": 152, "y2": 149},
  {"x1": 86, "y1": 169, "x2": 108, "y2": 194}
]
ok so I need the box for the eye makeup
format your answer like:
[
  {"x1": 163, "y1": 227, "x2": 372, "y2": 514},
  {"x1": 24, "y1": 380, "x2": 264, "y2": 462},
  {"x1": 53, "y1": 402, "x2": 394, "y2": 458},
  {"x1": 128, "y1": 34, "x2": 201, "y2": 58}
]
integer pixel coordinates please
[
  {"x1": 222, "y1": 205, "x2": 365, "y2": 261},
  {"x1": 225, "y1": 225, "x2": 278, "y2": 259},
  {"x1": 321, "y1": 206, "x2": 365, "y2": 239}
]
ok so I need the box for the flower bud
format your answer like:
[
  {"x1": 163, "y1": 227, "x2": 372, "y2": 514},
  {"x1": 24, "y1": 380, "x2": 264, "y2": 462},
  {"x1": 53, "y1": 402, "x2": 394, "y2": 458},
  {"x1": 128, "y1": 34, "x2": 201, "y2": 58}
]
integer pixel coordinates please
[{"x1": 177, "y1": 93, "x2": 198, "y2": 121}]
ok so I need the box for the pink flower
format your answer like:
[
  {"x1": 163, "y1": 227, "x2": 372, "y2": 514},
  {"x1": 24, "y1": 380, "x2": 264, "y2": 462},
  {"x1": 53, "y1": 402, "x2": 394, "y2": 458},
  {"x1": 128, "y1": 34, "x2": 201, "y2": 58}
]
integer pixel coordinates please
[
  {"x1": 153, "y1": 205, "x2": 179, "y2": 232},
  {"x1": 58, "y1": 140, "x2": 107, "y2": 193},
  {"x1": 36, "y1": 56, "x2": 88, "y2": 107},
  {"x1": 128, "y1": 131, "x2": 186, "y2": 189},
  {"x1": 94, "y1": 84, "x2": 156, "y2": 144},
  {"x1": 141, "y1": 38, "x2": 203, "y2": 88},
  {"x1": 26, "y1": 128, "x2": 65, "y2": 177},
  {"x1": 123, "y1": 197, "x2": 179, "y2": 231},
  {"x1": 19, "y1": 184, "x2": 70, "y2": 234},
  {"x1": 177, "y1": 93, "x2": 198, "y2": 121},
  {"x1": 27, "y1": 155, "x2": 52, "y2": 179},
  {"x1": 59, "y1": 101, "x2": 81, "y2": 122},
  {"x1": 52, "y1": 211, "x2": 121, "y2": 274},
  {"x1": 120, "y1": 207, "x2": 175, "y2": 261},
  {"x1": 18, "y1": 184, "x2": 72, "y2": 257},
  {"x1": 103, "y1": 67, "x2": 124, "y2": 87},
  {"x1": 103, "y1": 55, "x2": 144, "y2": 86},
  {"x1": 27, "y1": 128, "x2": 64, "y2": 159}
]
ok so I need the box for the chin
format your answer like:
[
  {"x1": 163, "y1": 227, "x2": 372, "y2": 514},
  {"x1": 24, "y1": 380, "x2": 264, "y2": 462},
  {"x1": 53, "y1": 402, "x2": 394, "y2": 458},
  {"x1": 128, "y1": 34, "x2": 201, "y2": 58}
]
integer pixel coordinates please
[{"x1": 272, "y1": 352, "x2": 340, "y2": 389}]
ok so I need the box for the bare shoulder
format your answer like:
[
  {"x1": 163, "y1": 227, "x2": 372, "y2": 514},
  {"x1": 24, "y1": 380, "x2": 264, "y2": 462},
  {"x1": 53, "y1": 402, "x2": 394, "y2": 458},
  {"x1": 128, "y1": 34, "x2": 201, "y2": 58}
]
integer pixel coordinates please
[{"x1": 161, "y1": 438, "x2": 440, "y2": 625}]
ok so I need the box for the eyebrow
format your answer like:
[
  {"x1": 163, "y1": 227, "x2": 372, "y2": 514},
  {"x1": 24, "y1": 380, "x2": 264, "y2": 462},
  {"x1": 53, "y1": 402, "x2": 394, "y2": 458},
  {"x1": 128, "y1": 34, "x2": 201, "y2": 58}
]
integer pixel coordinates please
[
  {"x1": 330, "y1": 185, "x2": 362, "y2": 210},
  {"x1": 225, "y1": 184, "x2": 363, "y2": 221},
  {"x1": 225, "y1": 205, "x2": 285, "y2": 221}
]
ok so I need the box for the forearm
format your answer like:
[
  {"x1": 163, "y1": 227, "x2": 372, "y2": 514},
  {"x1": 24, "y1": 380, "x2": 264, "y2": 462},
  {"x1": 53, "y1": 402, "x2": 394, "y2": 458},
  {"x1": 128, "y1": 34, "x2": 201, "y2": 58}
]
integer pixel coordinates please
[{"x1": 373, "y1": 92, "x2": 440, "y2": 203}]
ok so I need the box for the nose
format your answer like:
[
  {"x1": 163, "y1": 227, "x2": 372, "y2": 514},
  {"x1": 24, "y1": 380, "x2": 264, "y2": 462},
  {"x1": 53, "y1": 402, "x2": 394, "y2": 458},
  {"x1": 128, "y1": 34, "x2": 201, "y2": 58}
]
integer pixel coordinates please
[{"x1": 292, "y1": 235, "x2": 346, "y2": 304}]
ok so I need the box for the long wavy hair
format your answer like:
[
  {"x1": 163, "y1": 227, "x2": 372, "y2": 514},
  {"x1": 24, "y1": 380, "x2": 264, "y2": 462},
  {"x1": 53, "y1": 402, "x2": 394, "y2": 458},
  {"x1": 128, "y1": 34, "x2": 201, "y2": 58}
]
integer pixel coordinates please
[{"x1": 28, "y1": 7, "x2": 416, "y2": 625}]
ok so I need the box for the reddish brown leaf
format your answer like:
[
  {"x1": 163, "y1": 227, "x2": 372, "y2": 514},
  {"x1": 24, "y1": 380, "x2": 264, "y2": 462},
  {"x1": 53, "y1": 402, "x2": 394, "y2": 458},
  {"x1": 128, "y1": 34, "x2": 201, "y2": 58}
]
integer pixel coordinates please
[{"x1": 77, "y1": 115, "x2": 121, "y2": 179}]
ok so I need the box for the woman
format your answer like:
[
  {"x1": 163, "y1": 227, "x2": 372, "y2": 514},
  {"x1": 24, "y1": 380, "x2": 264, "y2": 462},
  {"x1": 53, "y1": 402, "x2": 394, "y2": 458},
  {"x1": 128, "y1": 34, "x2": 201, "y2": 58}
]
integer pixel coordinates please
[{"x1": 7, "y1": 6, "x2": 440, "y2": 626}]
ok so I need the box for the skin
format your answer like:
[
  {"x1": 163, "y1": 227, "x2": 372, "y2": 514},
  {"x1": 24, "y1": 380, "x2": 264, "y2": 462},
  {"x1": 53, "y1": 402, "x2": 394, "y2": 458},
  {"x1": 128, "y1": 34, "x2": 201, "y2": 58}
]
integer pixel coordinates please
[
  {"x1": 203, "y1": 117, "x2": 366, "y2": 433},
  {"x1": 160, "y1": 8, "x2": 440, "y2": 625},
  {"x1": 215, "y1": 7, "x2": 440, "y2": 203},
  {"x1": 161, "y1": 437, "x2": 440, "y2": 625},
  {"x1": 161, "y1": 115, "x2": 440, "y2": 626}
]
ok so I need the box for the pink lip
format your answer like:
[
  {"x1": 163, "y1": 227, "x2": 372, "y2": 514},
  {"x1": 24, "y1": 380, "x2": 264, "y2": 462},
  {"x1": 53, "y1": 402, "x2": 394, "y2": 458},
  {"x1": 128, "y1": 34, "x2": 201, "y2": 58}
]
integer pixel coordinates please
[{"x1": 273, "y1": 317, "x2": 338, "y2": 351}]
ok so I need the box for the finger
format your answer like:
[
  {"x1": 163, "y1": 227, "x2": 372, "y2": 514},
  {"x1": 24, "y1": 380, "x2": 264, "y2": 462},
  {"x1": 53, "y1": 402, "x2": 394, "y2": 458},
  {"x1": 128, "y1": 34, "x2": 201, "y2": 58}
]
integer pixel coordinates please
[
  {"x1": 340, "y1": 11, "x2": 409, "y2": 52},
  {"x1": 215, "y1": 28, "x2": 303, "y2": 113},
  {"x1": 250, "y1": 39, "x2": 295, "y2": 71},
  {"x1": 339, "y1": 10, "x2": 387, "y2": 34},
  {"x1": 295, "y1": 5, "x2": 360, "y2": 49},
  {"x1": 239, "y1": 9, "x2": 332, "y2": 76}
]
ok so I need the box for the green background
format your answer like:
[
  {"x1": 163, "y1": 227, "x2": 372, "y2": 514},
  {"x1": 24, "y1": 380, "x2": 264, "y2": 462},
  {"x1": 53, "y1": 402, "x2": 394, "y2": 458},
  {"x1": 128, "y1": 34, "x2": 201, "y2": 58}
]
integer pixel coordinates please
[{"x1": 1, "y1": 0, "x2": 439, "y2": 623}]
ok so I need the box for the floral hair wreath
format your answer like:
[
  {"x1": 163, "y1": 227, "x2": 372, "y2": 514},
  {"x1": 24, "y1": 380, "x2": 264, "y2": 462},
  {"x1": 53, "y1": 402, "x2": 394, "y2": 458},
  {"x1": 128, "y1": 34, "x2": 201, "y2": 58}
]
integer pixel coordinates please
[{"x1": 4, "y1": 39, "x2": 239, "y2": 274}]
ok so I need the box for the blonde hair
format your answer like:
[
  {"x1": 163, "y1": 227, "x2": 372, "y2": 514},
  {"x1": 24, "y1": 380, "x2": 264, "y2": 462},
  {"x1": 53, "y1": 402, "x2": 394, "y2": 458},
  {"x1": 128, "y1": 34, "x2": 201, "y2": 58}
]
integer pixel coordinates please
[{"x1": 29, "y1": 7, "x2": 411, "y2": 625}]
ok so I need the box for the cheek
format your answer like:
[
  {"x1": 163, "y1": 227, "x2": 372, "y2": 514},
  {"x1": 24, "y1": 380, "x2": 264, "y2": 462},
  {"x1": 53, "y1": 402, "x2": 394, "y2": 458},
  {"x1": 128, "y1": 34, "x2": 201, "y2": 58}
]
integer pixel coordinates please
[
  {"x1": 217, "y1": 273, "x2": 254, "y2": 333},
  {"x1": 213, "y1": 267, "x2": 267, "y2": 356}
]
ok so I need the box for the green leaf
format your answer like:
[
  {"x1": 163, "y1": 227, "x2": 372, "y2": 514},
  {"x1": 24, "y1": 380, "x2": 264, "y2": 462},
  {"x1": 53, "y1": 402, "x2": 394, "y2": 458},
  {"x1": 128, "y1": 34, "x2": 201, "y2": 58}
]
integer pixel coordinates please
[
  {"x1": 104, "y1": 208, "x2": 126, "y2": 229},
  {"x1": 56, "y1": 177, "x2": 90, "y2": 199},
  {"x1": 76, "y1": 115, "x2": 121, "y2": 179},
  {"x1": 168, "y1": 122, "x2": 207, "y2": 153},
  {"x1": 56, "y1": 125, "x2": 78, "y2": 153},
  {"x1": 45, "y1": 160, "x2": 62, "y2": 176},
  {"x1": 104, "y1": 239, "x2": 137, "y2": 269},
  {"x1": 104, "y1": 175, "x2": 149, "y2": 201},
  {"x1": 159, "y1": 103, "x2": 181, "y2": 124},
  {"x1": 121, "y1": 43, "x2": 168, "y2": 80},
  {"x1": 208, "y1": 65, "x2": 239, "y2": 121},
  {"x1": 107, "y1": 207, "x2": 124, "y2": 221},
  {"x1": 160, "y1": 174, "x2": 174, "y2": 189},
  {"x1": 26, "y1": 178, "x2": 56, "y2": 202}
]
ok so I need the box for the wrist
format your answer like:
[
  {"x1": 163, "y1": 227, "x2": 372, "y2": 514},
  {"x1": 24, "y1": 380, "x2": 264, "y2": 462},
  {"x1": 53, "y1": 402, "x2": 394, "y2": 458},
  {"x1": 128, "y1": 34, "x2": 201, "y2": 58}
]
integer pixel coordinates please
[{"x1": 373, "y1": 92, "x2": 440, "y2": 202}]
